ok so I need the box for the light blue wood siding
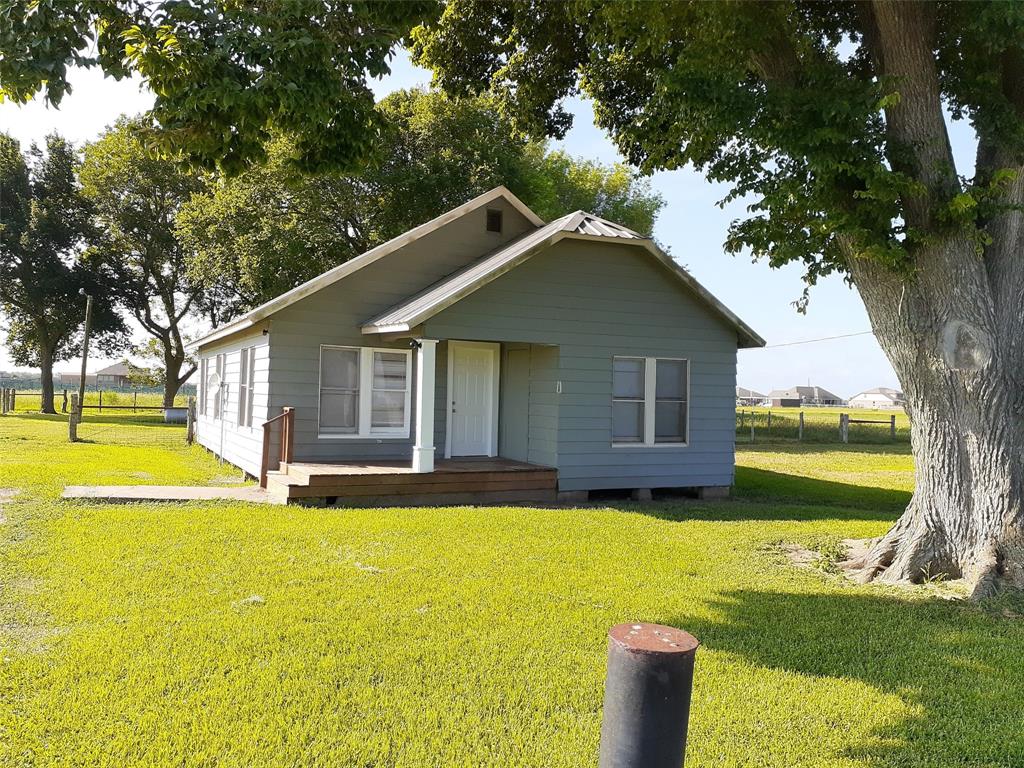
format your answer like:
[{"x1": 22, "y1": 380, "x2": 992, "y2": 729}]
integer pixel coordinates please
[
  {"x1": 195, "y1": 331, "x2": 270, "y2": 477},
  {"x1": 265, "y1": 199, "x2": 535, "y2": 462},
  {"x1": 423, "y1": 239, "x2": 738, "y2": 491}
]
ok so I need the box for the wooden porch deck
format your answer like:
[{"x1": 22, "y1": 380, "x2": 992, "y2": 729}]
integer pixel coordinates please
[{"x1": 264, "y1": 457, "x2": 558, "y2": 505}]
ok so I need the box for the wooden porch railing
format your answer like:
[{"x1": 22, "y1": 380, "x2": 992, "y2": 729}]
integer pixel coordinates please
[{"x1": 260, "y1": 406, "x2": 295, "y2": 488}]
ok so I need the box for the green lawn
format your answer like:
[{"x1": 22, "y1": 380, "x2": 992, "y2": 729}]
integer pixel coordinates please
[
  {"x1": 1, "y1": 412, "x2": 1022, "y2": 767},
  {"x1": 736, "y1": 406, "x2": 912, "y2": 444}
]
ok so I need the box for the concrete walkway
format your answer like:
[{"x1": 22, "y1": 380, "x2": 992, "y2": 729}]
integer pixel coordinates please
[{"x1": 62, "y1": 485, "x2": 284, "y2": 504}]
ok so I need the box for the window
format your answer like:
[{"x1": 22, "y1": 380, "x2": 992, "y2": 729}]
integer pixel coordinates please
[
  {"x1": 320, "y1": 347, "x2": 360, "y2": 434},
  {"x1": 319, "y1": 346, "x2": 412, "y2": 437},
  {"x1": 213, "y1": 353, "x2": 225, "y2": 419},
  {"x1": 612, "y1": 357, "x2": 688, "y2": 446},
  {"x1": 198, "y1": 358, "x2": 208, "y2": 416},
  {"x1": 612, "y1": 357, "x2": 645, "y2": 443},
  {"x1": 238, "y1": 346, "x2": 256, "y2": 427},
  {"x1": 486, "y1": 208, "x2": 503, "y2": 233}
]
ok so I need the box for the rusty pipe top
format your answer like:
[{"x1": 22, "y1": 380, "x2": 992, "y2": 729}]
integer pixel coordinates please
[{"x1": 608, "y1": 623, "x2": 699, "y2": 656}]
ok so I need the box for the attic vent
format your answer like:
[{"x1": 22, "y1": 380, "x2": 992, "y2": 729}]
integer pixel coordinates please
[{"x1": 486, "y1": 208, "x2": 503, "y2": 233}]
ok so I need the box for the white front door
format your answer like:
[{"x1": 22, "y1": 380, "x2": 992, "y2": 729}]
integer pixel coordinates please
[{"x1": 448, "y1": 342, "x2": 498, "y2": 456}]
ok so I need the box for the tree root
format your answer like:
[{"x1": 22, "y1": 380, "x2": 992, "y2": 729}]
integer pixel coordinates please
[{"x1": 840, "y1": 505, "x2": 961, "y2": 587}]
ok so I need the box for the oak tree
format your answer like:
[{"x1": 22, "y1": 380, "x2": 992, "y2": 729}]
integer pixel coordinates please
[
  {"x1": 80, "y1": 118, "x2": 208, "y2": 407},
  {"x1": 413, "y1": 0, "x2": 1024, "y2": 597},
  {"x1": 0, "y1": 134, "x2": 126, "y2": 412}
]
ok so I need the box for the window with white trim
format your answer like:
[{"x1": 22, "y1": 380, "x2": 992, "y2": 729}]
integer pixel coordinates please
[
  {"x1": 238, "y1": 346, "x2": 256, "y2": 427},
  {"x1": 612, "y1": 357, "x2": 689, "y2": 446},
  {"x1": 213, "y1": 353, "x2": 225, "y2": 420},
  {"x1": 198, "y1": 358, "x2": 208, "y2": 416},
  {"x1": 319, "y1": 346, "x2": 412, "y2": 437}
]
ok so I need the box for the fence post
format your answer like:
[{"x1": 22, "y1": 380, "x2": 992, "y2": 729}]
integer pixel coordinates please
[
  {"x1": 750, "y1": 417, "x2": 755, "y2": 444},
  {"x1": 133, "y1": 391, "x2": 138, "y2": 413},
  {"x1": 98, "y1": 390, "x2": 103, "y2": 413},
  {"x1": 890, "y1": 414, "x2": 896, "y2": 439},
  {"x1": 798, "y1": 411, "x2": 804, "y2": 441},
  {"x1": 61, "y1": 389, "x2": 68, "y2": 413},
  {"x1": 766, "y1": 410, "x2": 772, "y2": 434},
  {"x1": 598, "y1": 623, "x2": 699, "y2": 768},
  {"x1": 840, "y1": 413, "x2": 849, "y2": 443},
  {"x1": 186, "y1": 397, "x2": 196, "y2": 445},
  {"x1": 10, "y1": 389, "x2": 14, "y2": 411},
  {"x1": 69, "y1": 394, "x2": 79, "y2": 442}
]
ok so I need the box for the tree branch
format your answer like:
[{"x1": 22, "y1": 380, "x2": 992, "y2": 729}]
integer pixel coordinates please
[{"x1": 870, "y1": 1, "x2": 959, "y2": 226}]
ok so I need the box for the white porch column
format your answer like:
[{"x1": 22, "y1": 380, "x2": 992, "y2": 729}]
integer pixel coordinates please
[{"x1": 412, "y1": 339, "x2": 438, "y2": 473}]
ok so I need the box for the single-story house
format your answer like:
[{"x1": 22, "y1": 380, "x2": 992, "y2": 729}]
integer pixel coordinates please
[
  {"x1": 736, "y1": 386, "x2": 767, "y2": 406},
  {"x1": 190, "y1": 187, "x2": 764, "y2": 504},
  {"x1": 848, "y1": 387, "x2": 905, "y2": 409},
  {"x1": 768, "y1": 385, "x2": 844, "y2": 408},
  {"x1": 96, "y1": 361, "x2": 133, "y2": 389},
  {"x1": 58, "y1": 372, "x2": 98, "y2": 387}
]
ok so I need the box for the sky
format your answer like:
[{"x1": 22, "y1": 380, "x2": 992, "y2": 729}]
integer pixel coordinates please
[{"x1": 0, "y1": 51, "x2": 979, "y2": 398}]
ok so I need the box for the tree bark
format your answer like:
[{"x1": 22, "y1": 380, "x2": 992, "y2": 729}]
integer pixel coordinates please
[
  {"x1": 844, "y1": 237, "x2": 1024, "y2": 598},
  {"x1": 37, "y1": 335, "x2": 56, "y2": 415}
]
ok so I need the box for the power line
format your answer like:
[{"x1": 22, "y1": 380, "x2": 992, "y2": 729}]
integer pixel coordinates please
[{"x1": 760, "y1": 330, "x2": 874, "y2": 349}]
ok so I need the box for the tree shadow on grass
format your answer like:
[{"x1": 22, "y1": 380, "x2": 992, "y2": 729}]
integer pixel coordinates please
[
  {"x1": 663, "y1": 589, "x2": 1024, "y2": 767},
  {"x1": 734, "y1": 467, "x2": 911, "y2": 513}
]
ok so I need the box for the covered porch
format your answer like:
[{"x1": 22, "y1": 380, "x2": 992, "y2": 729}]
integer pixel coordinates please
[{"x1": 264, "y1": 456, "x2": 557, "y2": 506}]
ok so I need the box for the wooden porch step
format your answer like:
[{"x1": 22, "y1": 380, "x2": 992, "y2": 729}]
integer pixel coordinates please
[{"x1": 286, "y1": 467, "x2": 556, "y2": 488}]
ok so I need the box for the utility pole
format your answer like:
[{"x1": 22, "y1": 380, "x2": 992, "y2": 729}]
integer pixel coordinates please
[{"x1": 76, "y1": 290, "x2": 93, "y2": 420}]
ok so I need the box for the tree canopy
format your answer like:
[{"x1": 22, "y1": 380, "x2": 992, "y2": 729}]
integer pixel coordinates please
[
  {"x1": 0, "y1": 1, "x2": 436, "y2": 174},
  {"x1": 178, "y1": 88, "x2": 663, "y2": 312},
  {"x1": 413, "y1": 1, "x2": 1024, "y2": 596},
  {"x1": 80, "y1": 118, "x2": 210, "y2": 406},
  {"x1": 0, "y1": 133, "x2": 126, "y2": 412}
]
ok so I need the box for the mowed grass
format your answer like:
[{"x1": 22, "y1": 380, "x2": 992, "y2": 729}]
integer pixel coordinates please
[
  {"x1": 1, "y1": 413, "x2": 1022, "y2": 767},
  {"x1": 737, "y1": 406, "x2": 912, "y2": 444}
]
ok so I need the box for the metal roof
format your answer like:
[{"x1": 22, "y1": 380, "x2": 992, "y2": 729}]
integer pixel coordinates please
[{"x1": 363, "y1": 210, "x2": 766, "y2": 349}]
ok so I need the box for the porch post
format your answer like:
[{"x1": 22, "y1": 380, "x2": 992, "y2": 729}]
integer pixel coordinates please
[{"x1": 412, "y1": 339, "x2": 438, "y2": 473}]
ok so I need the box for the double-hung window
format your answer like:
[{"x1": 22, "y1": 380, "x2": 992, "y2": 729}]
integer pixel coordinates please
[
  {"x1": 237, "y1": 346, "x2": 256, "y2": 427},
  {"x1": 213, "y1": 353, "x2": 225, "y2": 419},
  {"x1": 319, "y1": 346, "x2": 412, "y2": 437},
  {"x1": 198, "y1": 358, "x2": 208, "y2": 416},
  {"x1": 612, "y1": 356, "x2": 689, "y2": 446}
]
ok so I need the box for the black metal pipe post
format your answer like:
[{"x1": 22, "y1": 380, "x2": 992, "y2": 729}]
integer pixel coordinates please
[{"x1": 598, "y1": 623, "x2": 699, "y2": 768}]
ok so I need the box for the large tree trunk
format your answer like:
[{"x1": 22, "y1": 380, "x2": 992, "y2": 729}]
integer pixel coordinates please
[
  {"x1": 37, "y1": 341, "x2": 56, "y2": 415},
  {"x1": 844, "y1": 236, "x2": 1024, "y2": 598},
  {"x1": 162, "y1": 348, "x2": 190, "y2": 409}
]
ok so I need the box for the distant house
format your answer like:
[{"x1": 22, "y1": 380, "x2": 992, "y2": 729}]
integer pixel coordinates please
[
  {"x1": 849, "y1": 387, "x2": 905, "y2": 409},
  {"x1": 768, "y1": 385, "x2": 844, "y2": 407},
  {"x1": 736, "y1": 386, "x2": 767, "y2": 406},
  {"x1": 189, "y1": 186, "x2": 765, "y2": 503},
  {"x1": 96, "y1": 362, "x2": 133, "y2": 389},
  {"x1": 58, "y1": 372, "x2": 97, "y2": 387}
]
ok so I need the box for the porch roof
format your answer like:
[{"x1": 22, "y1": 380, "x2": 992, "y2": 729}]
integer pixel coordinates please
[{"x1": 361, "y1": 211, "x2": 766, "y2": 349}]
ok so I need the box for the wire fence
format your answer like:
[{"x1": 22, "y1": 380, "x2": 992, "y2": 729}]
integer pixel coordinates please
[
  {"x1": 1, "y1": 389, "x2": 189, "y2": 414},
  {"x1": 736, "y1": 408, "x2": 911, "y2": 444},
  {"x1": 72, "y1": 411, "x2": 191, "y2": 450}
]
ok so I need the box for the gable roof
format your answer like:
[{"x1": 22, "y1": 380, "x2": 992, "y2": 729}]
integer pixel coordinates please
[
  {"x1": 736, "y1": 386, "x2": 767, "y2": 399},
  {"x1": 850, "y1": 387, "x2": 904, "y2": 401},
  {"x1": 768, "y1": 385, "x2": 843, "y2": 401},
  {"x1": 189, "y1": 186, "x2": 544, "y2": 350},
  {"x1": 96, "y1": 361, "x2": 130, "y2": 376},
  {"x1": 190, "y1": 186, "x2": 765, "y2": 351},
  {"x1": 362, "y1": 210, "x2": 765, "y2": 348}
]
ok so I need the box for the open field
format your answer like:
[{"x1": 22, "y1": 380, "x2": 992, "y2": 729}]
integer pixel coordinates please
[
  {"x1": 2, "y1": 412, "x2": 1022, "y2": 767},
  {"x1": 737, "y1": 406, "x2": 912, "y2": 443}
]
